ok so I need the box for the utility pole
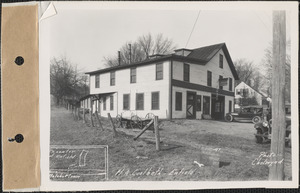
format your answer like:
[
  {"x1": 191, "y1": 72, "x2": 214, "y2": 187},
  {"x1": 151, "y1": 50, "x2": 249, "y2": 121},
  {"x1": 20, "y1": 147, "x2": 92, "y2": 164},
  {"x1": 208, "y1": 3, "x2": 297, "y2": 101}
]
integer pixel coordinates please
[{"x1": 269, "y1": 10, "x2": 286, "y2": 181}]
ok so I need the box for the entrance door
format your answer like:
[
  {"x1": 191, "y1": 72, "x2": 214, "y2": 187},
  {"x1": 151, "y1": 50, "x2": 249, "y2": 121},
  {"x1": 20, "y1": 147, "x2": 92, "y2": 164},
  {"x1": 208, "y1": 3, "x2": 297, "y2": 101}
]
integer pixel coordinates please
[
  {"x1": 203, "y1": 96, "x2": 210, "y2": 115},
  {"x1": 186, "y1": 91, "x2": 196, "y2": 119},
  {"x1": 211, "y1": 94, "x2": 225, "y2": 120}
]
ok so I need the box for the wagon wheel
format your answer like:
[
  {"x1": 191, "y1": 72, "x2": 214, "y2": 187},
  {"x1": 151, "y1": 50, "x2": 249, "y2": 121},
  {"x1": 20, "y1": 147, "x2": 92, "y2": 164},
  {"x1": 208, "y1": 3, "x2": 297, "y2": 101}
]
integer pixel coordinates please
[
  {"x1": 145, "y1": 113, "x2": 155, "y2": 120},
  {"x1": 252, "y1": 116, "x2": 261, "y2": 124},
  {"x1": 114, "y1": 115, "x2": 122, "y2": 128},
  {"x1": 130, "y1": 115, "x2": 143, "y2": 129},
  {"x1": 225, "y1": 114, "x2": 233, "y2": 122},
  {"x1": 255, "y1": 129, "x2": 268, "y2": 144}
]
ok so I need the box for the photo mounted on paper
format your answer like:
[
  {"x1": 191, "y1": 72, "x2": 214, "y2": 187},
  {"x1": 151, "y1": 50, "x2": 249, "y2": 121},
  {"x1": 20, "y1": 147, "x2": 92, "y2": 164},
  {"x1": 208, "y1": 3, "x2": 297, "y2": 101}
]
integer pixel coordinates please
[{"x1": 39, "y1": 1, "x2": 298, "y2": 189}]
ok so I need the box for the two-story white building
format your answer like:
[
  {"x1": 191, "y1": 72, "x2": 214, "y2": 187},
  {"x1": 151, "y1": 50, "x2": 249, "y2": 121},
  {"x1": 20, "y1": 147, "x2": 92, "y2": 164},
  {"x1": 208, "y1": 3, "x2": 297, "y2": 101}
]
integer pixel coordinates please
[
  {"x1": 83, "y1": 43, "x2": 239, "y2": 120},
  {"x1": 234, "y1": 81, "x2": 266, "y2": 108}
]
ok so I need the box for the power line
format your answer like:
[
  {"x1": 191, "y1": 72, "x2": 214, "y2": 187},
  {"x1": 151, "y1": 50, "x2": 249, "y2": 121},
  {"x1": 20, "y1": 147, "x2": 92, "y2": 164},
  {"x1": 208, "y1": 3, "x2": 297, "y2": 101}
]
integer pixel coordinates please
[{"x1": 185, "y1": 10, "x2": 201, "y2": 48}]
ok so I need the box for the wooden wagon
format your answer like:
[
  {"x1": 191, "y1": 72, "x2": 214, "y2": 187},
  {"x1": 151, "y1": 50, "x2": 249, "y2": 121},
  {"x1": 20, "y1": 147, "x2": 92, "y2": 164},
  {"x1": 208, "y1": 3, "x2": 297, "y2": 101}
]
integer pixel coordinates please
[{"x1": 115, "y1": 111, "x2": 155, "y2": 129}]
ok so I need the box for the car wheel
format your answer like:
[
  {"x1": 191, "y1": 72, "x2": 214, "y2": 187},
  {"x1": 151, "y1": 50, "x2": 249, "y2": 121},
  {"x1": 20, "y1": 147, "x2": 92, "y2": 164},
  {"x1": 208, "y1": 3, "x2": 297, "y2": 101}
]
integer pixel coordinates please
[
  {"x1": 225, "y1": 114, "x2": 233, "y2": 122},
  {"x1": 255, "y1": 129, "x2": 263, "y2": 144},
  {"x1": 252, "y1": 116, "x2": 261, "y2": 124}
]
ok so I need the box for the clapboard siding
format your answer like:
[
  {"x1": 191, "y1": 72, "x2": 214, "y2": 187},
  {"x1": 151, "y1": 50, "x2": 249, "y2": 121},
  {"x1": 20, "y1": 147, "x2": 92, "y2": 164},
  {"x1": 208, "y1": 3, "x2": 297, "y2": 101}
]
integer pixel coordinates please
[{"x1": 90, "y1": 61, "x2": 170, "y2": 118}]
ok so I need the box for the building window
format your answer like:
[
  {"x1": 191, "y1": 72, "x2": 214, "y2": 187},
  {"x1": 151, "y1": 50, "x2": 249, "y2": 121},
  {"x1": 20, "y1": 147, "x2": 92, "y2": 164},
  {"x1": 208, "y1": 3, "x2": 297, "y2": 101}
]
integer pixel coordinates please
[
  {"x1": 123, "y1": 94, "x2": 130, "y2": 110},
  {"x1": 95, "y1": 74, "x2": 100, "y2": 88},
  {"x1": 110, "y1": 71, "x2": 115, "y2": 86},
  {"x1": 196, "y1": 95, "x2": 201, "y2": 111},
  {"x1": 130, "y1": 68, "x2": 136, "y2": 83},
  {"x1": 103, "y1": 96, "x2": 106, "y2": 111},
  {"x1": 151, "y1": 92, "x2": 160, "y2": 110},
  {"x1": 156, "y1": 63, "x2": 163, "y2": 80},
  {"x1": 110, "y1": 96, "x2": 114, "y2": 110},
  {"x1": 229, "y1": 78, "x2": 232, "y2": 91},
  {"x1": 207, "y1": 71, "x2": 212, "y2": 86},
  {"x1": 136, "y1": 93, "x2": 144, "y2": 110},
  {"x1": 175, "y1": 92, "x2": 182, "y2": 111},
  {"x1": 219, "y1": 75, "x2": 223, "y2": 90},
  {"x1": 229, "y1": 100, "x2": 232, "y2": 113},
  {"x1": 219, "y1": 54, "x2": 223, "y2": 68},
  {"x1": 183, "y1": 63, "x2": 190, "y2": 82}
]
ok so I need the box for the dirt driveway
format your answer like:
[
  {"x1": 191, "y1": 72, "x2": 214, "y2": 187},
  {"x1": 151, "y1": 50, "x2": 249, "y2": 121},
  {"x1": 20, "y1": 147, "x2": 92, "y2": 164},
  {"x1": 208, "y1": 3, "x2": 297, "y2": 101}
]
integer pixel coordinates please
[
  {"x1": 160, "y1": 119, "x2": 255, "y2": 140},
  {"x1": 51, "y1": 107, "x2": 292, "y2": 181}
]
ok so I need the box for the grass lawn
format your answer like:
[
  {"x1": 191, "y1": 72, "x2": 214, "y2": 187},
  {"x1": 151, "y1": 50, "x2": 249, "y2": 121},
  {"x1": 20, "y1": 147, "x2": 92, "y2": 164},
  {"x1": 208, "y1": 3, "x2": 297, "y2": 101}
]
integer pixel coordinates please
[{"x1": 50, "y1": 106, "x2": 292, "y2": 181}]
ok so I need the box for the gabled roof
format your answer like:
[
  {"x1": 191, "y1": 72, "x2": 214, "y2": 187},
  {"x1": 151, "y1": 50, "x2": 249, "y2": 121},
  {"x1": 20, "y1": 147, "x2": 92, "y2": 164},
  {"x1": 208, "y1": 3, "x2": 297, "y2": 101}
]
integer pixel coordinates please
[
  {"x1": 86, "y1": 43, "x2": 239, "y2": 80},
  {"x1": 187, "y1": 43, "x2": 239, "y2": 80},
  {"x1": 236, "y1": 81, "x2": 266, "y2": 97},
  {"x1": 187, "y1": 43, "x2": 224, "y2": 61}
]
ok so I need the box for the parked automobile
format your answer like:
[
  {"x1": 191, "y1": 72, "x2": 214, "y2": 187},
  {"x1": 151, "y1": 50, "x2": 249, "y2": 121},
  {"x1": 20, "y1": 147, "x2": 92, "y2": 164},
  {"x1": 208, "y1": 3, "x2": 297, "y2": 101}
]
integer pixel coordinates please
[
  {"x1": 225, "y1": 106, "x2": 264, "y2": 123},
  {"x1": 254, "y1": 111, "x2": 291, "y2": 147}
]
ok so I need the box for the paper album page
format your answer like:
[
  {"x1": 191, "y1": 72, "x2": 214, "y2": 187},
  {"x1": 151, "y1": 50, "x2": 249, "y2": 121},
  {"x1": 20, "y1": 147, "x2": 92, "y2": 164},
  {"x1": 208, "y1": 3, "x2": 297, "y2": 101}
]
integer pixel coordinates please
[{"x1": 38, "y1": 1, "x2": 298, "y2": 191}]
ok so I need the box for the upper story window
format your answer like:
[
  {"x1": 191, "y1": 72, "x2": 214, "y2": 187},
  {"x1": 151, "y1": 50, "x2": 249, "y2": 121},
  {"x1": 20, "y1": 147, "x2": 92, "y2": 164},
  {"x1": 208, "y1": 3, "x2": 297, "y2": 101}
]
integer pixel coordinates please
[
  {"x1": 219, "y1": 54, "x2": 223, "y2": 68},
  {"x1": 183, "y1": 63, "x2": 190, "y2": 82},
  {"x1": 219, "y1": 75, "x2": 223, "y2": 90},
  {"x1": 156, "y1": 63, "x2": 163, "y2": 80},
  {"x1": 130, "y1": 68, "x2": 136, "y2": 83},
  {"x1": 95, "y1": 74, "x2": 100, "y2": 88},
  {"x1": 229, "y1": 78, "x2": 233, "y2": 91},
  {"x1": 110, "y1": 71, "x2": 115, "y2": 86},
  {"x1": 207, "y1": 70, "x2": 212, "y2": 86}
]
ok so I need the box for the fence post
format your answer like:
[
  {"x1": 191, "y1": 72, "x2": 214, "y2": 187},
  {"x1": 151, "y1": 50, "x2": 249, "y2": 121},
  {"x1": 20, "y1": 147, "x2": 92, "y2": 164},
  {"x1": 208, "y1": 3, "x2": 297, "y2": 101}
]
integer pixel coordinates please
[
  {"x1": 108, "y1": 113, "x2": 117, "y2": 137},
  {"x1": 90, "y1": 102, "x2": 94, "y2": 127},
  {"x1": 77, "y1": 107, "x2": 80, "y2": 120},
  {"x1": 83, "y1": 106, "x2": 86, "y2": 123},
  {"x1": 154, "y1": 116, "x2": 160, "y2": 151},
  {"x1": 95, "y1": 111, "x2": 104, "y2": 130}
]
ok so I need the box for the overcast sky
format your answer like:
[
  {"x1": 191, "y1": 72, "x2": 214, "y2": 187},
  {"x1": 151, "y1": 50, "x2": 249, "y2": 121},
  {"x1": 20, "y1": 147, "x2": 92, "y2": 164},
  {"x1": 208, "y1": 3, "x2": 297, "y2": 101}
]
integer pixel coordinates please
[{"x1": 47, "y1": 2, "x2": 291, "y2": 73}]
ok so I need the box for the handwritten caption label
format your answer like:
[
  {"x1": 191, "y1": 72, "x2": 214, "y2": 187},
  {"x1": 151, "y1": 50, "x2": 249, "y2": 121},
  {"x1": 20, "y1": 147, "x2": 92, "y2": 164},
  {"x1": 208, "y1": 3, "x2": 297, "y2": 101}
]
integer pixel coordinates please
[
  {"x1": 252, "y1": 152, "x2": 284, "y2": 167},
  {"x1": 50, "y1": 145, "x2": 108, "y2": 181}
]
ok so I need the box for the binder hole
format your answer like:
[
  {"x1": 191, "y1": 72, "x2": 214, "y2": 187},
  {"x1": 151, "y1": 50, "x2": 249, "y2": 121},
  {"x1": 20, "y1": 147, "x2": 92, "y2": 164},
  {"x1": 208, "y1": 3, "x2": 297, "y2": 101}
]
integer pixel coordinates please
[
  {"x1": 15, "y1": 134, "x2": 24, "y2": 143},
  {"x1": 15, "y1": 56, "x2": 24, "y2": 65}
]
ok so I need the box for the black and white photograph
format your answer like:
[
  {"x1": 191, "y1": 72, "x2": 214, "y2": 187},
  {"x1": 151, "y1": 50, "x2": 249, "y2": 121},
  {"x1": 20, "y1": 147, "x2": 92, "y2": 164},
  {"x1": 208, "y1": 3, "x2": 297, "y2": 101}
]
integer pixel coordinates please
[{"x1": 38, "y1": 1, "x2": 298, "y2": 190}]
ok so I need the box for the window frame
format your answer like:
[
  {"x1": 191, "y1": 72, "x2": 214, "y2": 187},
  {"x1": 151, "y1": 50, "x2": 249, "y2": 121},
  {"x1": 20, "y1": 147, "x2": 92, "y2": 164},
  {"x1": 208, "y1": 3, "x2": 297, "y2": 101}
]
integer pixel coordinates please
[
  {"x1": 130, "y1": 68, "x2": 136, "y2": 83},
  {"x1": 207, "y1": 70, "x2": 212, "y2": 87},
  {"x1": 136, "y1": 93, "x2": 144, "y2": 110},
  {"x1": 95, "y1": 74, "x2": 100, "y2": 88},
  {"x1": 219, "y1": 75, "x2": 223, "y2": 90},
  {"x1": 151, "y1": 92, "x2": 160, "y2": 110},
  {"x1": 110, "y1": 95, "x2": 114, "y2": 111},
  {"x1": 175, "y1": 92, "x2": 182, "y2": 111},
  {"x1": 156, "y1": 63, "x2": 163, "y2": 80},
  {"x1": 123, "y1": 94, "x2": 130, "y2": 110},
  {"x1": 183, "y1": 63, "x2": 190, "y2": 82},
  {"x1": 219, "y1": 54, "x2": 223, "y2": 69},
  {"x1": 103, "y1": 96, "x2": 106, "y2": 111},
  {"x1": 110, "y1": 71, "x2": 115, "y2": 86}
]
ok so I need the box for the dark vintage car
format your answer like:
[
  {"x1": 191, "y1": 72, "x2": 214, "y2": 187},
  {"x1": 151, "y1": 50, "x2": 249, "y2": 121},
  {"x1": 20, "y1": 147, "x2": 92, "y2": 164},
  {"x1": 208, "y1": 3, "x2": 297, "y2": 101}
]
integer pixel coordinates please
[
  {"x1": 225, "y1": 106, "x2": 264, "y2": 123},
  {"x1": 254, "y1": 111, "x2": 291, "y2": 147}
]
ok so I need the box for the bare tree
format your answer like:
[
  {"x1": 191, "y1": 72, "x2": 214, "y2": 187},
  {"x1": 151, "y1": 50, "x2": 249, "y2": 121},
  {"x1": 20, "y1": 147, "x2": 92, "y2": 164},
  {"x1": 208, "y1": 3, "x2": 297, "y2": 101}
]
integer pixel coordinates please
[
  {"x1": 261, "y1": 40, "x2": 291, "y2": 101},
  {"x1": 103, "y1": 33, "x2": 177, "y2": 67},
  {"x1": 50, "y1": 56, "x2": 88, "y2": 105}
]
